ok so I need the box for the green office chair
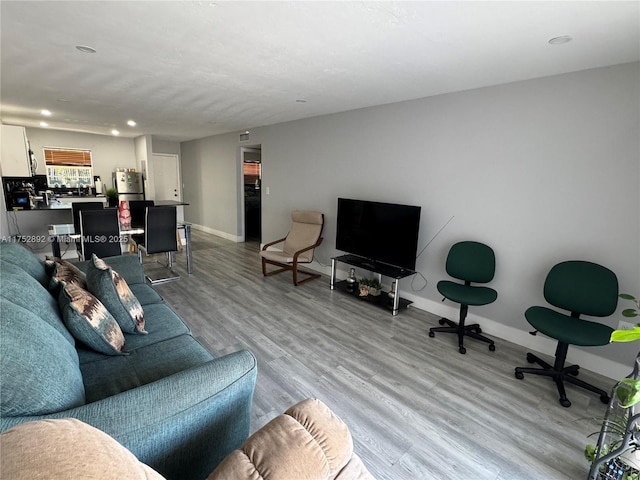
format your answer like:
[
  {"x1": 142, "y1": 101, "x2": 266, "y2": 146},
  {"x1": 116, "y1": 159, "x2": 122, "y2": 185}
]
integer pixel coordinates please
[
  {"x1": 515, "y1": 260, "x2": 618, "y2": 407},
  {"x1": 429, "y1": 241, "x2": 497, "y2": 354}
]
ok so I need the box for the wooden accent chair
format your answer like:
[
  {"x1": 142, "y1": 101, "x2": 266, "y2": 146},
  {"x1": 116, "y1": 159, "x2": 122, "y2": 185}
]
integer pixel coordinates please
[{"x1": 260, "y1": 210, "x2": 324, "y2": 286}]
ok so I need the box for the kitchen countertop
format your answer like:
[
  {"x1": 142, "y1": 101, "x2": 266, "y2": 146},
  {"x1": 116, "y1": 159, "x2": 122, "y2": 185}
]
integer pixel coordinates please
[{"x1": 12, "y1": 197, "x2": 188, "y2": 211}]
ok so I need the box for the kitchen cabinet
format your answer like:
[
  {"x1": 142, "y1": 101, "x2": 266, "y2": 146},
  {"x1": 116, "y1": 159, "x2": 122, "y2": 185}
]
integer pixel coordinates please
[{"x1": 1, "y1": 125, "x2": 31, "y2": 177}]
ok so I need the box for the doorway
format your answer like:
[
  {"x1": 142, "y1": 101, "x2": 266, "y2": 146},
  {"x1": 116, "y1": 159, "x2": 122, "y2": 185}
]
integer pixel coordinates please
[{"x1": 242, "y1": 148, "x2": 261, "y2": 243}]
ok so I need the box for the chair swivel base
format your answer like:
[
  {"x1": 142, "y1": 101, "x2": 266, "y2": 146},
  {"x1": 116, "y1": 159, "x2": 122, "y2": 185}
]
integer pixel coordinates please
[
  {"x1": 514, "y1": 350, "x2": 610, "y2": 408},
  {"x1": 429, "y1": 317, "x2": 496, "y2": 354}
]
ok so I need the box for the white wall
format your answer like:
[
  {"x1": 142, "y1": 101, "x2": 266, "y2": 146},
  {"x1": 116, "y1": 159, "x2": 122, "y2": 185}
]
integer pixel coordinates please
[
  {"x1": 181, "y1": 131, "x2": 241, "y2": 240},
  {"x1": 26, "y1": 128, "x2": 137, "y2": 190},
  {"x1": 181, "y1": 62, "x2": 640, "y2": 375}
]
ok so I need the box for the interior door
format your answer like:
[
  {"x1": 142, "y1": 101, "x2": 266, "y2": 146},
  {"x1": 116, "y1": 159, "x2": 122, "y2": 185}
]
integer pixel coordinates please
[{"x1": 152, "y1": 154, "x2": 181, "y2": 201}]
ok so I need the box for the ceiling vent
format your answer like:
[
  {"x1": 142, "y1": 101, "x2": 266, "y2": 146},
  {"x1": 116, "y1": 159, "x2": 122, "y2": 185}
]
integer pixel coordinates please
[{"x1": 239, "y1": 132, "x2": 250, "y2": 142}]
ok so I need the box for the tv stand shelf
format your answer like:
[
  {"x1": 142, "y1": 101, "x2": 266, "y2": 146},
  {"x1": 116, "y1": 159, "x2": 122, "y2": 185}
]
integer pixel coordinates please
[{"x1": 330, "y1": 254, "x2": 416, "y2": 316}]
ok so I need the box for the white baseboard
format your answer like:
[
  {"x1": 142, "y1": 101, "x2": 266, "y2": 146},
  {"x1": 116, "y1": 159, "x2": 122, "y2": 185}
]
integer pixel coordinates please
[
  {"x1": 190, "y1": 223, "x2": 242, "y2": 242},
  {"x1": 403, "y1": 294, "x2": 628, "y2": 381}
]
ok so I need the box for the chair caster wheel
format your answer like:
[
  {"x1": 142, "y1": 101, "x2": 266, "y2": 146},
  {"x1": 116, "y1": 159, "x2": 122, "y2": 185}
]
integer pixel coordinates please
[
  {"x1": 489, "y1": 344, "x2": 495, "y2": 352},
  {"x1": 428, "y1": 331, "x2": 435, "y2": 338},
  {"x1": 439, "y1": 318, "x2": 447, "y2": 325},
  {"x1": 459, "y1": 347, "x2": 466, "y2": 354},
  {"x1": 526, "y1": 353, "x2": 536, "y2": 364},
  {"x1": 515, "y1": 370, "x2": 524, "y2": 380},
  {"x1": 600, "y1": 394, "x2": 610, "y2": 404},
  {"x1": 560, "y1": 398, "x2": 571, "y2": 408}
]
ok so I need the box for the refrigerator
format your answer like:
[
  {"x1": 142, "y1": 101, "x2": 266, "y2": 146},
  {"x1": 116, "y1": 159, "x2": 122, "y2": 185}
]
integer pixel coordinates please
[{"x1": 113, "y1": 171, "x2": 144, "y2": 202}]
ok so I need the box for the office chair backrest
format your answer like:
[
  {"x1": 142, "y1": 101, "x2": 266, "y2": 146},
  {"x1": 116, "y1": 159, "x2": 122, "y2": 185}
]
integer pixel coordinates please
[
  {"x1": 445, "y1": 241, "x2": 495, "y2": 284},
  {"x1": 79, "y1": 209, "x2": 121, "y2": 259},
  {"x1": 72, "y1": 202, "x2": 104, "y2": 233},
  {"x1": 129, "y1": 200, "x2": 155, "y2": 228},
  {"x1": 144, "y1": 206, "x2": 177, "y2": 255},
  {"x1": 543, "y1": 260, "x2": 618, "y2": 317}
]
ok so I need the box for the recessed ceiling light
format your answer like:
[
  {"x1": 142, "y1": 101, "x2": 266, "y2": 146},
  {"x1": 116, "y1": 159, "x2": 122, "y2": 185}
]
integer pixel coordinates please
[
  {"x1": 111, "y1": 129, "x2": 120, "y2": 136},
  {"x1": 39, "y1": 121, "x2": 48, "y2": 127},
  {"x1": 41, "y1": 109, "x2": 52, "y2": 116},
  {"x1": 57, "y1": 98, "x2": 70, "y2": 103},
  {"x1": 76, "y1": 45, "x2": 97, "y2": 54},
  {"x1": 548, "y1": 35, "x2": 572, "y2": 45},
  {"x1": 127, "y1": 120, "x2": 136, "y2": 127},
  {"x1": 296, "y1": 99, "x2": 307, "y2": 103}
]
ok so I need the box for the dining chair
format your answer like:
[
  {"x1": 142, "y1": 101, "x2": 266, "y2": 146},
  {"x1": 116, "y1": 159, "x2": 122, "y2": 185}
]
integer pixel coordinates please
[
  {"x1": 128, "y1": 200, "x2": 155, "y2": 228},
  {"x1": 134, "y1": 205, "x2": 179, "y2": 284},
  {"x1": 79, "y1": 209, "x2": 121, "y2": 260},
  {"x1": 72, "y1": 202, "x2": 104, "y2": 259}
]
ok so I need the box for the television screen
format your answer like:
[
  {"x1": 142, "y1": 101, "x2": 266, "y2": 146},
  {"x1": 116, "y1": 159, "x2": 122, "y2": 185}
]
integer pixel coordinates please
[{"x1": 336, "y1": 198, "x2": 421, "y2": 271}]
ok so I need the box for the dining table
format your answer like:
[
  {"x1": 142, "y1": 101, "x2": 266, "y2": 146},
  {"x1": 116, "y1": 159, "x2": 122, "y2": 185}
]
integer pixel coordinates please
[{"x1": 48, "y1": 222, "x2": 193, "y2": 274}]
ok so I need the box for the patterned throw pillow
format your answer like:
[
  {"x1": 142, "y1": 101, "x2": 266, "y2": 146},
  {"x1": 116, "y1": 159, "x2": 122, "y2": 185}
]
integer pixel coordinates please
[
  {"x1": 86, "y1": 254, "x2": 146, "y2": 334},
  {"x1": 58, "y1": 282, "x2": 127, "y2": 356},
  {"x1": 45, "y1": 257, "x2": 87, "y2": 293}
]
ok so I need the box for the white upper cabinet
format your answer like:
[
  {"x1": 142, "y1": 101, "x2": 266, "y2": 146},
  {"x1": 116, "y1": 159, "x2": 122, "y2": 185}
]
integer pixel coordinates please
[{"x1": 1, "y1": 125, "x2": 31, "y2": 177}]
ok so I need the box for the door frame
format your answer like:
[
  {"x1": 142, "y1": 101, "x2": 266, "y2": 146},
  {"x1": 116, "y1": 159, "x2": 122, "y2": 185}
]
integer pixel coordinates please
[{"x1": 238, "y1": 146, "x2": 261, "y2": 243}]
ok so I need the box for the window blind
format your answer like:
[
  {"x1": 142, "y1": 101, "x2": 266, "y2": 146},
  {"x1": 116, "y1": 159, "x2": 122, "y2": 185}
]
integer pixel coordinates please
[{"x1": 44, "y1": 148, "x2": 92, "y2": 166}]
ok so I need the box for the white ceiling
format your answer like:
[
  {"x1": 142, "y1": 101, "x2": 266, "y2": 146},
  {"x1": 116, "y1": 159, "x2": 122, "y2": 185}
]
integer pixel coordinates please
[{"x1": 1, "y1": 1, "x2": 638, "y2": 142}]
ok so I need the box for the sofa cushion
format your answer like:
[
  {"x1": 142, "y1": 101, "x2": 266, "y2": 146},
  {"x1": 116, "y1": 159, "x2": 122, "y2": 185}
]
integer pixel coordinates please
[
  {"x1": 76, "y1": 253, "x2": 146, "y2": 285},
  {"x1": 77, "y1": 302, "x2": 191, "y2": 365},
  {"x1": 46, "y1": 257, "x2": 87, "y2": 293},
  {"x1": 0, "y1": 418, "x2": 166, "y2": 480},
  {"x1": 0, "y1": 299, "x2": 85, "y2": 416},
  {"x1": 0, "y1": 260, "x2": 75, "y2": 345},
  {"x1": 0, "y1": 241, "x2": 48, "y2": 288},
  {"x1": 59, "y1": 282, "x2": 127, "y2": 356},
  {"x1": 86, "y1": 254, "x2": 146, "y2": 334},
  {"x1": 130, "y1": 283, "x2": 164, "y2": 306},
  {"x1": 80, "y1": 334, "x2": 214, "y2": 403}
]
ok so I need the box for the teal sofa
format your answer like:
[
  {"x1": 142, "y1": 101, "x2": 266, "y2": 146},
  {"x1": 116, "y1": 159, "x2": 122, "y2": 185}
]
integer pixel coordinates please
[{"x1": 0, "y1": 242, "x2": 257, "y2": 480}]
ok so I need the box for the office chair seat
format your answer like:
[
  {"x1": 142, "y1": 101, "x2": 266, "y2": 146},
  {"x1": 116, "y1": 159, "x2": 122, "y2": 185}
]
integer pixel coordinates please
[
  {"x1": 525, "y1": 306, "x2": 613, "y2": 347},
  {"x1": 437, "y1": 280, "x2": 497, "y2": 306}
]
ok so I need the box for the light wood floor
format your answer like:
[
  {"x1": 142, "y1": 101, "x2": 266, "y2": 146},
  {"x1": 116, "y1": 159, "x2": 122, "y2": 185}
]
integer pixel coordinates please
[{"x1": 152, "y1": 230, "x2": 615, "y2": 480}]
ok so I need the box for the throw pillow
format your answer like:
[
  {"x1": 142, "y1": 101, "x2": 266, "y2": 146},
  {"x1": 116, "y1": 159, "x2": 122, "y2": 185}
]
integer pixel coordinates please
[
  {"x1": 45, "y1": 257, "x2": 87, "y2": 292},
  {"x1": 58, "y1": 282, "x2": 127, "y2": 356},
  {"x1": 86, "y1": 254, "x2": 146, "y2": 334}
]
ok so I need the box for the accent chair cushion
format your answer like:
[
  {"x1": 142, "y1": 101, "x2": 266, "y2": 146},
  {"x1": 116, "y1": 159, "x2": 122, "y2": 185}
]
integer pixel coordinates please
[
  {"x1": 59, "y1": 282, "x2": 127, "y2": 356},
  {"x1": 0, "y1": 299, "x2": 85, "y2": 416},
  {"x1": 280, "y1": 210, "x2": 323, "y2": 263},
  {"x1": 0, "y1": 419, "x2": 166, "y2": 480},
  {"x1": 86, "y1": 254, "x2": 146, "y2": 334}
]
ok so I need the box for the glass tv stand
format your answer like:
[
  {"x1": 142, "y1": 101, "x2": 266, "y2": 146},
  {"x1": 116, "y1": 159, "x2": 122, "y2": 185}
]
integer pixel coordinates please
[{"x1": 330, "y1": 254, "x2": 416, "y2": 316}]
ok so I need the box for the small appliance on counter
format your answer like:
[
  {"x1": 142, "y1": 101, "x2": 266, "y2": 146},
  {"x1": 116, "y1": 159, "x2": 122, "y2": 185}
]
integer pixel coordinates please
[
  {"x1": 94, "y1": 176, "x2": 103, "y2": 195},
  {"x1": 2, "y1": 176, "x2": 35, "y2": 210}
]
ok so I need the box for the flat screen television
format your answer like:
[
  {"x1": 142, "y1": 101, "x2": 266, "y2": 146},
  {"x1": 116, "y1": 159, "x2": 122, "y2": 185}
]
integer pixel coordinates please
[{"x1": 336, "y1": 198, "x2": 421, "y2": 271}]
